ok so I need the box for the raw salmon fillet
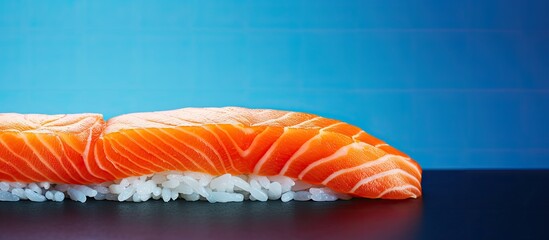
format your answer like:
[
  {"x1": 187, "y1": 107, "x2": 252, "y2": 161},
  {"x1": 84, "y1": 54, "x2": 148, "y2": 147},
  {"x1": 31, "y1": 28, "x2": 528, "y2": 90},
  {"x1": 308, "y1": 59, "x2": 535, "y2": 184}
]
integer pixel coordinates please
[{"x1": 0, "y1": 107, "x2": 422, "y2": 199}]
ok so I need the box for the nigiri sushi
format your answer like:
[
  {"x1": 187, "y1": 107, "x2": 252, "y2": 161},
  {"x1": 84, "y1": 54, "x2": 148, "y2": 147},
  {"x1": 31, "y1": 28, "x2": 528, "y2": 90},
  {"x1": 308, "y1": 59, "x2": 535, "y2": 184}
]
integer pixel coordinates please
[{"x1": 0, "y1": 107, "x2": 422, "y2": 202}]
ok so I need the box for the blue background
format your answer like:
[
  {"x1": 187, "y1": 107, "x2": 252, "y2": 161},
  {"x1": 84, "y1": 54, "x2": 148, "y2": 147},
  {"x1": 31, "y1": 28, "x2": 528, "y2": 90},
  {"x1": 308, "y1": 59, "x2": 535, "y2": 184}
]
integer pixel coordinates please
[{"x1": 1, "y1": 0, "x2": 548, "y2": 169}]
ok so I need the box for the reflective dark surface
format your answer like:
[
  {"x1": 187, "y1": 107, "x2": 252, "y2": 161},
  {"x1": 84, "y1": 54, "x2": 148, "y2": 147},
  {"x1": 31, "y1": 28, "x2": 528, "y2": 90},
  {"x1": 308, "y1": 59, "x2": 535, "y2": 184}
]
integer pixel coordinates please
[{"x1": 0, "y1": 170, "x2": 548, "y2": 240}]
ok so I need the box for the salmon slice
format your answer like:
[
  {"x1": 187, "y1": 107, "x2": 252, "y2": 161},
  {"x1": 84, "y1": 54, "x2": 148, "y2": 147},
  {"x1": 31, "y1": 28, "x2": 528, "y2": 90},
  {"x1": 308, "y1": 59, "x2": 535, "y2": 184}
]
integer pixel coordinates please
[
  {"x1": 0, "y1": 113, "x2": 105, "y2": 183},
  {"x1": 0, "y1": 107, "x2": 422, "y2": 199}
]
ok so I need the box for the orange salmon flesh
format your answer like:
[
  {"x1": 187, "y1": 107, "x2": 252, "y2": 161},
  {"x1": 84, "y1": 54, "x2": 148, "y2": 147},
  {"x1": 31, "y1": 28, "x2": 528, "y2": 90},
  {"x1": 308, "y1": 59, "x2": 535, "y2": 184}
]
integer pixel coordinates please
[{"x1": 0, "y1": 107, "x2": 422, "y2": 199}]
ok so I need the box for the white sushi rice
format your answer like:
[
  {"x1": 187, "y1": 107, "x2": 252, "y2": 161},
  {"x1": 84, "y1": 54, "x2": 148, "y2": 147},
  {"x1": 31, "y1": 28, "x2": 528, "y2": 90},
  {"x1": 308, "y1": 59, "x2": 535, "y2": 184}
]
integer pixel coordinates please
[{"x1": 0, "y1": 171, "x2": 352, "y2": 203}]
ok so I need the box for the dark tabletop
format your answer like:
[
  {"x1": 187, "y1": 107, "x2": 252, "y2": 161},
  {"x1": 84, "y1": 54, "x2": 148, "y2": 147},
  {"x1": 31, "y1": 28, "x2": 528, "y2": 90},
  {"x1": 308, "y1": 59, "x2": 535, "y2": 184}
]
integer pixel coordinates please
[{"x1": 1, "y1": 170, "x2": 548, "y2": 240}]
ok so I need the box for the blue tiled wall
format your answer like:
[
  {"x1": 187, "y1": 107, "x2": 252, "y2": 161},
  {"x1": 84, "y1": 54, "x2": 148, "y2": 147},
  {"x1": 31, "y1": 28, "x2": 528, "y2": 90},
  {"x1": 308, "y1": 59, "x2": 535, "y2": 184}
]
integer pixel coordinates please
[{"x1": 1, "y1": 0, "x2": 548, "y2": 168}]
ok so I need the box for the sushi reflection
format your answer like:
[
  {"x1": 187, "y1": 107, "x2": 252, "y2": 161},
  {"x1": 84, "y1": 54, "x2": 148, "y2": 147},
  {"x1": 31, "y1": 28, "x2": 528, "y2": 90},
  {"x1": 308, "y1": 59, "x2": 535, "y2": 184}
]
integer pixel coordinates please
[{"x1": 1, "y1": 199, "x2": 422, "y2": 239}]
